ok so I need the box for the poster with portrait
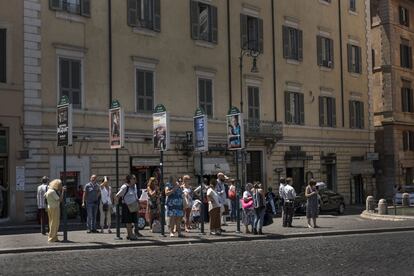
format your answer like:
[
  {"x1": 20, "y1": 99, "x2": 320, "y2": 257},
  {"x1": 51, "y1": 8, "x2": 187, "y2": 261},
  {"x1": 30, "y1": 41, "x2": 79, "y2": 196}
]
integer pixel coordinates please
[
  {"x1": 193, "y1": 114, "x2": 208, "y2": 152},
  {"x1": 57, "y1": 103, "x2": 73, "y2": 146},
  {"x1": 226, "y1": 113, "x2": 245, "y2": 150},
  {"x1": 109, "y1": 107, "x2": 124, "y2": 149},
  {"x1": 153, "y1": 111, "x2": 170, "y2": 151}
]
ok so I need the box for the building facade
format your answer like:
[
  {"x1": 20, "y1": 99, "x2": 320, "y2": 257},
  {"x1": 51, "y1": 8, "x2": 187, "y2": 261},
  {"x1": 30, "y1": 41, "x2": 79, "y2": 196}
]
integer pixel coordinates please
[
  {"x1": 1, "y1": 0, "x2": 374, "y2": 222},
  {"x1": 371, "y1": 0, "x2": 414, "y2": 198}
]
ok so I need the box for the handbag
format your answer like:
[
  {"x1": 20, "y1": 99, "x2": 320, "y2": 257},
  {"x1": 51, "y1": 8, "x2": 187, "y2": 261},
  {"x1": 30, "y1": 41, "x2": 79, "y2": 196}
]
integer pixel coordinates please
[
  {"x1": 127, "y1": 202, "x2": 138, "y2": 213},
  {"x1": 241, "y1": 198, "x2": 253, "y2": 209},
  {"x1": 102, "y1": 203, "x2": 109, "y2": 212},
  {"x1": 263, "y1": 212, "x2": 274, "y2": 226}
]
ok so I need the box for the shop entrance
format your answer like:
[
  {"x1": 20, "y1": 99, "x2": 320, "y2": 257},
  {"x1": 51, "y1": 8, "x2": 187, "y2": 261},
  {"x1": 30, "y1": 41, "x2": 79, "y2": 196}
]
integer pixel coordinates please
[
  {"x1": 286, "y1": 167, "x2": 305, "y2": 193},
  {"x1": 246, "y1": 151, "x2": 263, "y2": 184},
  {"x1": 354, "y1": 174, "x2": 365, "y2": 204}
]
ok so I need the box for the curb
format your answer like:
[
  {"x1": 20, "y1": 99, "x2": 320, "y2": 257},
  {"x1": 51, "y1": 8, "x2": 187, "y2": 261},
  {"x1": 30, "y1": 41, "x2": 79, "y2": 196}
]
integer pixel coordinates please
[
  {"x1": 360, "y1": 211, "x2": 414, "y2": 221},
  {"x1": 1, "y1": 226, "x2": 414, "y2": 255}
]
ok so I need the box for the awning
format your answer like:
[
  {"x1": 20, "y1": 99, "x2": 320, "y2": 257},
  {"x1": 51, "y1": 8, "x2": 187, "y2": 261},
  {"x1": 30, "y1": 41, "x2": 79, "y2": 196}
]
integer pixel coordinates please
[
  {"x1": 350, "y1": 160, "x2": 374, "y2": 175},
  {"x1": 194, "y1": 157, "x2": 231, "y2": 175}
]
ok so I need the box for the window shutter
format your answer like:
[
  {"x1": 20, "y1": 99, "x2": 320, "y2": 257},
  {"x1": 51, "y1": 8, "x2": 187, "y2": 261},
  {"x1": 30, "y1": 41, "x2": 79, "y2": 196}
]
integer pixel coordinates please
[
  {"x1": 400, "y1": 44, "x2": 404, "y2": 67},
  {"x1": 153, "y1": 0, "x2": 161, "y2": 32},
  {"x1": 349, "y1": 101, "x2": 355, "y2": 128},
  {"x1": 127, "y1": 0, "x2": 138, "y2": 27},
  {"x1": 319, "y1": 97, "x2": 324, "y2": 126},
  {"x1": 0, "y1": 29, "x2": 6, "y2": 83},
  {"x1": 81, "y1": 0, "x2": 90, "y2": 16},
  {"x1": 49, "y1": 0, "x2": 62, "y2": 10},
  {"x1": 211, "y1": 5, "x2": 218, "y2": 44},
  {"x1": 329, "y1": 38, "x2": 334, "y2": 68},
  {"x1": 347, "y1": 44, "x2": 352, "y2": 72},
  {"x1": 410, "y1": 131, "x2": 414, "y2": 151},
  {"x1": 400, "y1": 7, "x2": 404, "y2": 25},
  {"x1": 240, "y1": 14, "x2": 248, "y2": 49},
  {"x1": 332, "y1": 98, "x2": 336, "y2": 127},
  {"x1": 410, "y1": 89, "x2": 413, "y2": 112},
  {"x1": 258, "y1": 18, "x2": 264, "y2": 53},
  {"x1": 282, "y1": 26, "x2": 289, "y2": 58},
  {"x1": 402, "y1": 88, "x2": 407, "y2": 112},
  {"x1": 317, "y1": 36, "x2": 322, "y2": 66},
  {"x1": 190, "y1": 0, "x2": 199, "y2": 40},
  {"x1": 143, "y1": 0, "x2": 150, "y2": 28},
  {"x1": 299, "y1": 93, "x2": 305, "y2": 125},
  {"x1": 298, "y1": 30, "x2": 303, "y2": 61},
  {"x1": 407, "y1": 9, "x2": 410, "y2": 27},
  {"x1": 285, "y1": 92, "x2": 291, "y2": 124},
  {"x1": 409, "y1": 46, "x2": 413, "y2": 68},
  {"x1": 359, "y1": 102, "x2": 364, "y2": 128},
  {"x1": 358, "y1": 46, "x2": 362, "y2": 73},
  {"x1": 403, "y1": 131, "x2": 408, "y2": 151}
]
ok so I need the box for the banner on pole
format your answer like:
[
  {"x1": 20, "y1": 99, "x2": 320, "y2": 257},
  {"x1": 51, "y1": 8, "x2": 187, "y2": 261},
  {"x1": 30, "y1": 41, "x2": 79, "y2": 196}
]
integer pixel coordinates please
[
  {"x1": 109, "y1": 106, "x2": 124, "y2": 149},
  {"x1": 57, "y1": 96, "x2": 73, "y2": 147},
  {"x1": 153, "y1": 104, "x2": 170, "y2": 151},
  {"x1": 194, "y1": 108, "x2": 208, "y2": 152},
  {"x1": 226, "y1": 107, "x2": 244, "y2": 150}
]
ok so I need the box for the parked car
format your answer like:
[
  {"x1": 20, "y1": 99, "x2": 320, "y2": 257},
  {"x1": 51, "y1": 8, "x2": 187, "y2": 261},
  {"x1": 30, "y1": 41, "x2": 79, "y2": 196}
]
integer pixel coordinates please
[{"x1": 294, "y1": 182, "x2": 346, "y2": 215}]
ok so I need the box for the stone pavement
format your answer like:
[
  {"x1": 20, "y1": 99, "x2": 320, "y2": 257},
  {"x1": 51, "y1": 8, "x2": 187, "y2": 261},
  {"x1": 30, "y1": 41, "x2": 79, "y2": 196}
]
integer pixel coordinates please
[{"x1": 1, "y1": 213, "x2": 414, "y2": 255}]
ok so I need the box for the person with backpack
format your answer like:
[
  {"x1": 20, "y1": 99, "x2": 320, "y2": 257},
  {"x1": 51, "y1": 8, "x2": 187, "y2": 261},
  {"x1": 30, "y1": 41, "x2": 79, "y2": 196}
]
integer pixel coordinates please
[
  {"x1": 228, "y1": 179, "x2": 237, "y2": 222},
  {"x1": 115, "y1": 174, "x2": 139, "y2": 240},
  {"x1": 252, "y1": 182, "x2": 266, "y2": 235}
]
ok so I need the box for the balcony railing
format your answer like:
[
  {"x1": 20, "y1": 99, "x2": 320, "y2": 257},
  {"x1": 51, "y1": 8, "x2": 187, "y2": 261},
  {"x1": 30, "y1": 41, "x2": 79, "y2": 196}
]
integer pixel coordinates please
[{"x1": 244, "y1": 119, "x2": 283, "y2": 139}]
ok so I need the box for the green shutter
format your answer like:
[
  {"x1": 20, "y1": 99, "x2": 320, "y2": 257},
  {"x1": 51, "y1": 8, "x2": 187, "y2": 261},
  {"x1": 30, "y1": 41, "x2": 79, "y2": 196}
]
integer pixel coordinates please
[
  {"x1": 211, "y1": 5, "x2": 218, "y2": 44},
  {"x1": 143, "y1": 0, "x2": 150, "y2": 28},
  {"x1": 403, "y1": 131, "x2": 408, "y2": 151},
  {"x1": 317, "y1": 36, "x2": 322, "y2": 66},
  {"x1": 285, "y1": 92, "x2": 291, "y2": 124},
  {"x1": 349, "y1": 101, "x2": 355, "y2": 128},
  {"x1": 190, "y1": 0, "x2": 199, "y2": 40},
  {"x1": 299, "y1": 93, "x2": 304, "y2": 124},
  {"x1": 282, "y1": 26, "x2": 289, "y2": 58},
  {"x1": 329, "y1": 38, "x2": 334, "y2": 68},
  {"x1": 409, "y1": 46, "x2": 413, "y2": 68},
  {"x1": 360, "y1": 102, "x2": 364, "y2": 128},
  {"x1": 240, "y1": 14, "x2": 248, "y2": 49},
  {"x1": 0, "y1": 29, "x2": 6, "y2": 83},
  {"x1": 127, "y1": 0, "x2": 138, "y2": 27},
  {"x1": 80, "y1": 0, "x2": 90, "y2": 16},
  {"x1": 402, "y1": 88, "x2": 407, "y2": 112},
  {"x1": 332, "y1": 98, "x2": 336, "y2": 127},
  {"x1": 298, "y1": 29, "x2": 303, "y2": 61},
  {"x1": 357, "y1": 46, "x2": 362, "y2": 73},
  {"x1": 319, "y1": 97, "x2": 324, "y2": 126},
  {"x1": 49, "y1": 0, "x2": 62, "y2": 10},
  {"x1": 347, "y1": 44, "x2": 352, "y2": 72},
  {"x1": 258, "y1": 18, "x2": 263, "y2": 53},
  {"x1": 153, "y1": 0, "x2": 161, "y2": 31}
]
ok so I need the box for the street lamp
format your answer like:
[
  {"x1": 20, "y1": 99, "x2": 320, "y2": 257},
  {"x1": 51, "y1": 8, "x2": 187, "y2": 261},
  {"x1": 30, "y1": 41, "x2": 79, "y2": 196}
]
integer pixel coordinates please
[{"x1": 236, "y1": 41, "x2": 260, "y2": 233}]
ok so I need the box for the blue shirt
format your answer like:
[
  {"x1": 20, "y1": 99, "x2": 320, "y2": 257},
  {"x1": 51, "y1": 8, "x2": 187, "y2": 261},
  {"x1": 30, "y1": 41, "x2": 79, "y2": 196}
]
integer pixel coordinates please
[
  {"x1": 84, "y1": 182, "x2": 100, "y2": 204},
  {"x1": 165, "y1": 182, "x2": 184, "y2": 217}
]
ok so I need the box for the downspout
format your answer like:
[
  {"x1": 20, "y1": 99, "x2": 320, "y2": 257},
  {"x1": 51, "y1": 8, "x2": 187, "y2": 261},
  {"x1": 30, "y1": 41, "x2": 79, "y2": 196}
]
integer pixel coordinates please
[
  {"x1": 271, "y1": 0, "x2": 277, "y2": 121},
  {"x1": 108, "y1": 0, "x2": 113, "y2": 106},
  {"x1": 227, "y1": 0, "x2": 232, "y2": 109},
  {"x1": 338, "y1": 0, "x2": 345, "y2": 127}
]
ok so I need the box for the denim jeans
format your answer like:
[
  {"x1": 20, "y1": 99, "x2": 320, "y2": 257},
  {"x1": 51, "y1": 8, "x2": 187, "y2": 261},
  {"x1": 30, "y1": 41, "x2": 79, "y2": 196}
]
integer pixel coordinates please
[
  {"x1": 86, "y1": 203, "x2": 98, "y2": 231},
  {"x1": 230, "y1": 199, "x2": 237, "y2": 221},
  {"x1": 253, "y1": 207, "x2": 265, "y2": 230}
]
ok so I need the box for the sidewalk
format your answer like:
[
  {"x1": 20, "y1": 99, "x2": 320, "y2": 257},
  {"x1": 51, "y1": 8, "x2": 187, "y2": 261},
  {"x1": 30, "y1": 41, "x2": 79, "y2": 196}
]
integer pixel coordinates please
[{"x1": 1, "y1": 214, "x2": 414, "y2": 255}]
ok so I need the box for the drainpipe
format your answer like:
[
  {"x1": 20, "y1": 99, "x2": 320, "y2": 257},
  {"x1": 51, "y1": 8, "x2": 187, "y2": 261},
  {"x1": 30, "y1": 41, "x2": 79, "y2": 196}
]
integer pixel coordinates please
[
  {"x1": 227, "y1": 0, "x2": 232, "y2": 109},
  {"x1": 338, "y1": 0, "x2": 345, "y2": 127},
  {"x1": 271, "y1": 0, "x2": 277, "y2": 121},
  {"x1": 108, "y1": 0, "x2": 113, "y2": 107}
]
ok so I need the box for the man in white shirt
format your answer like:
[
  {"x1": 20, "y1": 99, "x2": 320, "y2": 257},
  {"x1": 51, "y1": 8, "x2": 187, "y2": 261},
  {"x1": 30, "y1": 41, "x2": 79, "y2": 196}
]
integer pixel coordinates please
[
  {"x1": 282, "y1": 177, "x2": 296, "y2": 227},
  {"x1": 37, "y1": 176, "x2": 49, "y2": 235},
  {"x1": 278, "y1": 177, "x2": 286, "y2": 212}
]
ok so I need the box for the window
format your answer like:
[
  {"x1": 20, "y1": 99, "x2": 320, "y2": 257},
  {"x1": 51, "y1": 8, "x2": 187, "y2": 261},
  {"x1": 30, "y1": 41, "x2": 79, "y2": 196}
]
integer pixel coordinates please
[
  {"x1": 347, "y1": 44, "x2": 362, "y2": 74},
  {"x1": 136, "y1": 69, "x2": 154, "y2": 113},
  {"x1": 198, "y1": 78, "x2": 213, "y2": 117},
  {"x1": 248, "y1": 86, "x2": 260, "y2": 120},
  {"x1": 403, "y1": 131, "x2": 414, "y2": 151},
  {"x1": 399, "y1": 6, "x2": 409, "y2": 27},
  {"x1": 49, "y1": 0, "x2": 90, "y2": 16},
  {"x1": 0, "y1": 29, "x2": 5, "y2": 83},
  {"x1": 319, "y1": 97, "x2": 336, "y2": 127},
  {"x1": 240, "y1": 14, "x2": 263, "y2": 52},
  {"x1": 317, "y1": 36, "x2": 334, "y2": 68},
  {"x1": 59, "y1": 58, "x2": 82, "y2": 109},
  {"x1": 190, "y1": 1, "x2": 217, "y2": 44},
  {"x1": 402, "y1": 81, "x2": 413, "y2": 112},
  {"x1": 405, "y1": 168, "x2": 413, "y2": 186},
  {"x1": 283, "y1": 26, "x2": 303, "y2": 61},
  {"x1": 127, "y1": 0, "x2": 161, "y2": 32},
  {"x1": 400, "y1": 40, "x2": 412, "y2": 69},
  {"x1": 349, "y1": 0, "x2": 356, "y2": 12},
  {"x1": 349, "y1": 100, "x2": 364, "y2": 129},
  {"x1": 285, "y1": 92, "x2": 304, "y2": 125}
]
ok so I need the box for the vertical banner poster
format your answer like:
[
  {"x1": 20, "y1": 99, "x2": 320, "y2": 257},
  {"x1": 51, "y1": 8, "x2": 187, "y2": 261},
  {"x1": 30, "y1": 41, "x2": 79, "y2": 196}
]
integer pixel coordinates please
[
  {"x1": 109, "y1": 106, "x2": 124, "y2": 149},
  {"x1": 226, "y1": 108, "x2": 245, "y2": 150},
  {"x1": 193, "y1": 109, "x2": 208, "y2": 152},
  {"x1": 153, "y1": 105, "x2": 170, "y2": 151},
  {"x1": 57, "y1": 99, "x2": 73, "y2": 147}
]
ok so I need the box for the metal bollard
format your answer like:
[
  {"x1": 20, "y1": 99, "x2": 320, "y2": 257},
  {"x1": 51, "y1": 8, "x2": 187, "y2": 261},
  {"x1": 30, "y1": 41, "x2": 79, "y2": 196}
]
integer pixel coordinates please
[
  {"x1": 366, "y1": 196, "x2": 375, "y2": 212},
  {"x1": 402, "y1": 193, "x2": 410, "y2": 207},
  {"x1": 378, "y1": 199, "x2": 388, "y2": 215}
]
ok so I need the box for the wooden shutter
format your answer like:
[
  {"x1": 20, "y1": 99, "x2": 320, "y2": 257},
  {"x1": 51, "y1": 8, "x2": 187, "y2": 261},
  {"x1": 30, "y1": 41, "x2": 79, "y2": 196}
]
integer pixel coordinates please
[
  {"x1": 240, "y1": 14, "x2": 248, "y2": 49},
  {"x1": 127, "y1": 0, "x2": 138, "y2": 27},
  {"x1": 0, "y1": 29, "x2": 6, "y2": 83},
  {"x1": 317, "y1": 36, "x2": 322, "y2": 66},
  {"x1": 211, "y1": 5, "x2": 218, "y2": 44},
  {"x1": 190, "y1": 0, "x2": 199, "y2": 40},
  {"x1": 282, "y1": 26, "x2": 289, "y2": 58},
  {"x1": 81, "y1": 0, "x2": 90, "y2": 16},
  {"x1": 285, "y1": 92, "x2": 291, "y2": 124},
  {"x1": 400, "y1": 6, "x2": 404, "y2": 25},
  {"x1": 298, "y1": 29, "x2": 303, "y2": 61},
  {"x1": 258, "y1": 18, "x2": 263, "y2": 53},
  {"x1": 49, "y1": 0, "x2": 62, "y2": 10},
  {"x1": 347, "y1": 44, "x2": 352, "y2": 72},
  {"x1": 153, "y1": 0, "x2": 161, "y2": 31},
  {"x1": 319, "y1": 97, "x2": 325, "y2": 126},
  {"x1": 299, "y1": 93, "x2": 305, "y2": 125},
  {"x1": 400, "y1": 44, "x2": 404, "y2": 67},
  {"x1": 349, "y1": 101, "x2": 355, "y2": 128},
  {"x1": 403, "y1": 131, "x2": 409, "y2": 151},
  {"x1": 143, "y1": 0, "x2": 150, "y2": 28},
  {"x1": 409, "y1": 46, "x2": 413, "y2": 68},
  {"x1": 357, "y1": 46, "x2": 362, "y2": 73},
  {"x1": 359, "y1": 102, "x2": 364, "y2": 128},
  {"x1": 402, "y1": 88, "x2": 407, "y2": 112},
  {"x1": 332, "y1": 98, "x2": 337, "y2": 127},
  {"x1": 329, "y1": 38, "x2": 334, "y2": 68}
]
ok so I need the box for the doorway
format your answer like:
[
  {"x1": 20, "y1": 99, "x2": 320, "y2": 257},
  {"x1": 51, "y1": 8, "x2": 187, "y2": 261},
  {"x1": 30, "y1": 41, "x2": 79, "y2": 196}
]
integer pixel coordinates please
[
  {"x1": 246, "y1": 151, "x2": 263, "y2": 183},
  {"x1": 326, "y1": 164, "x2": 337, "y2": 191},
  {"x1": 286, "y1": 167, "x2": 305, "y2": 193},
  {"x1": 354, "y1": 174, "x2": 365, "y2": 204}
]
